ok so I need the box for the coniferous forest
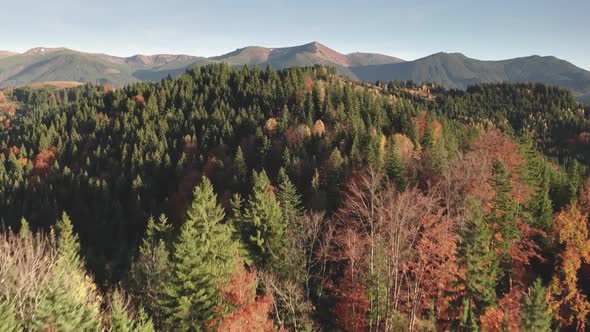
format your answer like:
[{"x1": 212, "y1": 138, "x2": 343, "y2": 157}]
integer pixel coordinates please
[{"x1": 2, "y1": 63, "x2": 590, "y2": 331}]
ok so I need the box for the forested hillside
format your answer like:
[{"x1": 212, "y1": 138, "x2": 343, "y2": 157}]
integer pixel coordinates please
[{"x1": 1, "y1": 64, "x2": 590, "y2": 331}]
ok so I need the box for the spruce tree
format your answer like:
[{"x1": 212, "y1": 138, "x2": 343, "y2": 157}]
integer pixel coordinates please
[
  {"x1": 55, "y1": 212, "x2": 82, "y2": 268},
  {"x1": 33, "y1": 212, "x2": 101, "y2": 331},
  {"x1": 128, "y1": 214, "x2": 171, "y2": 328},
  {"x1": 465, "y1": 202, "x2": 500, "y2": 318},
  {"x1": 19, "y1": 218, "x2": 30, "y2": 240},
  {"x1": 278, "y1": 168, "x2": 302, "y2": 228},
  {"x1": 521, "y1": 279, "x2": 552, "y2": 332},
  {"x1": 531, "y1": 167, "x2": 553, "y2": 233},
  {"x1": 109, "y1": 290, "x2": 155, "y2": 332},
  {"x1": 162, "y1": 177, "x2": 238, "y2": 330},
  {"x1": 233, "y1": 146, "x2": 247, "y2": 186},
  {"x1": 110, "y1": 291, "x2": 136, "y2": 332},
  {"x1": 421, "y1": 119, "x2": 434, "y2": 149},
  {"x1": 427, "y1": 138, "x2": 447, "y2": 176},
  {"x1": 385, "y1": 144, "x2": 407, "y2": 191},
  {"x1": 521, "y1": 140, "x2": 553, "y2": 233},
  {"x1": 407, "y1": 121, "x2": 420, "y2": 149},
  {"x1": 488, "y1": 160, "x2": 518, "y2": 256},
  {"x1": 233, "y1": 170, "x2": 284, "y2": 267}
]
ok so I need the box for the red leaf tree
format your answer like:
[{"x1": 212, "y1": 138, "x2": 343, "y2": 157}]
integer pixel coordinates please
[{"x1": 211, "y1": 257, "x2": 276, "y2": 332}]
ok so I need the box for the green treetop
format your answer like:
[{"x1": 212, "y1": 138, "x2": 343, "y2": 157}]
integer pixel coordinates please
[{"x1": 162, "y1": 177, "x2": 238, "y2": 331}]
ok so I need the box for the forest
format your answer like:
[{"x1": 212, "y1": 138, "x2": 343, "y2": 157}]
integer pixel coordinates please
[{"x1": 1, "y1": 63, "x2": 590, "y2": 331}]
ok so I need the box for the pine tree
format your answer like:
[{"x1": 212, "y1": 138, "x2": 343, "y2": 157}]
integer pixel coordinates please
[
  {"x1": 162, "y1": 177, "x2": 238, "y2": 330},
  {"x1": 464, "y1": 202, "x2": 500, "y2": 318},
  {"x1": 407, "y1": 121, "x2": 420, "y2": 149},
  {"x1": 128, "y1": 214, "x2": 171, "y2": 328},
  {"x1": 19, "y1": 217, "x2": 30, "y2": 240},
  {"x1": 531, "y1": 167, "x2": 553, "y2": 233},
  {"x1": 109, "y1": 290, "x2": 155, "y2": 332},
  {"x1": 278, "y1": 168, "x2": 302, "y2": 228},
  {"x1": 110, "y1": 291, "x2": 137, "y2": 332},
  {"x1": 55, "y1": 212, "x2": 82, "y2": 268},
  {"x1": 427, "y1": 138, "x2": 447, "y2": 176},
  {"x1": 488, "y1": 160, "x2": 518, "y2": 256},
  {"x1": 233, "y1": 146, "x2": 247, "y2": 185},
  {"x1": 421, "y1": 118, "x2": 434, "y2": 149},
  {"x1": 521, "y1": 279, "x2": 552, "y2": 332},
  {"x1": 567, "y1": 160, "x2": 584, "y2": 199},
  {"x1": 33, "y1": 212, "x2": 101, "y2": 331},
  {"x1": 233, "y1": 170, "x2": 284, "y2": 267},
  {"x1": 384, "y1": 144, "x2": 407, "y2": 191},
  {"x1": 521, "y1": 140, "x2": 554, "y2": 233}
]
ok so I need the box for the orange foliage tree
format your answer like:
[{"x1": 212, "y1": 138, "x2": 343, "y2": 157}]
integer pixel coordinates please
[
  {"x1": 211, "y1": 258, "x2": 276, "y2": 332},
  {"x1": 479, "y1": 287, "x2": 524, "y2": 332},
  {"x1": 330, "y1": 169, "x2": 462, "y2": 331},
  {"x1": 548, "y1": 203, "x2": 590, "y2": 331}
]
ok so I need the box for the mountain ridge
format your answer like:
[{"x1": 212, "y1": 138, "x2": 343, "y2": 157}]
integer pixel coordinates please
[
  {"x1": 1, "y1": 42, "x2": 589, "y2": 103},
  {"x1": 351, "y1": 52, "x2": 590, "y2": 102}
]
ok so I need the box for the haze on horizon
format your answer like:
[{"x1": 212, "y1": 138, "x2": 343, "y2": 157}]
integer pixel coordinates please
[{"x1": 3, "y1": 0, "x2": 589, "y2": 70}]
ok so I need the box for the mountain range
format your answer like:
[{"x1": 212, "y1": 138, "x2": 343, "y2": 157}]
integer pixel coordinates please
[{"x1": 1, "y1": 42, "x2": 589, "y2": 103}]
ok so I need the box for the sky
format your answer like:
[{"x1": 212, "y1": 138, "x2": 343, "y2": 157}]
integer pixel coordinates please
[{"x1": 3, "y1": 0, "x2": 590, "y2": 69}]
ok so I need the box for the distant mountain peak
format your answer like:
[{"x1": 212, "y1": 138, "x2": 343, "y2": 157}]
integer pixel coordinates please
[
  {"x1": 428, "y1": 51, "x2": 467, "y2": 58},
  {"x1": 306, "y1": 41, "x2": 328, "y2": 49},
  {"x1": 24, "y1": 47, "x2": 68, "y2": 55},
  {"x1": 125, "y1": 54, "x2": 200, "y2": 66}
]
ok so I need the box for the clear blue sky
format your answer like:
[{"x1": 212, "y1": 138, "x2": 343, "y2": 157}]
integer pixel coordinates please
[{"x1": 4, "y1": 0, "x2": 590, "y2": 69}]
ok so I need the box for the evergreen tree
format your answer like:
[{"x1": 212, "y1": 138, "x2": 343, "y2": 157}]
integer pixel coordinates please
[
  {"x1": 233, "y1": 146, "x2": 248, "y2": 185},
  {"x1": 407, "y1": 121, "x2": 420, "y2": 149},
  {"x1": 233, "y1": 170, "x2": 284, "y2": 267},
  {"x1": 421, "y1": 118, "x2": 434, "y2": 149},
  {"x1": 278, "y1": 168, "x2": 302, "y2": 228},
  {"x1": 567, "y1": 160, "x2": 584, "y2": 199},
  {"x1": 128, "y1": 214, "x2": 171, "y2": 328},
  {"x1": 461, "y1": 298, "x2": 480, "y2": 332},
  {"x1": 162, "y1": 177, "x2": 238, "y2": 330},
  {"x1": 19, "y1": 218, "x2": 30, "y2": 240},
  {"x1": 521, "y1": 279, "x2": 552, "y2": 332},
  {"x1": 55, "y1": 212, "x2": 83, "y2": 268},
  {"x1": 33, "y1": 212, "x2": 101, "y2": 331},
  {"x1": 384, "y1": 144, "x2": 407, "y2": 191},
  {"x1": 109, "y1": 290, "x2": 155, "y2": 332},
  {"x1": 427, "y1": 138, "x2": 447, "y2": 176},
  {"x1": 521, "y1": 139, "x2": 553, "y2": 233},
  {"x1": 488, "y1": 160, "x2": 518, "y2": 256},
  {"x1": 531, "y1": 167, "x2": 553, "y2": 233},
  {"x1": 464, "y1": 202, "x2": 500, "y2": 318},
  {"x1": 110, "y1": 291, "x2": 137, "y2": 332}
]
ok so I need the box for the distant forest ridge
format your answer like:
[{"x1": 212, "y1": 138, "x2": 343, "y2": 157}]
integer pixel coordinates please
[{"x1": 1, "y1": 42, "x2": 589, "y2": 103}]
